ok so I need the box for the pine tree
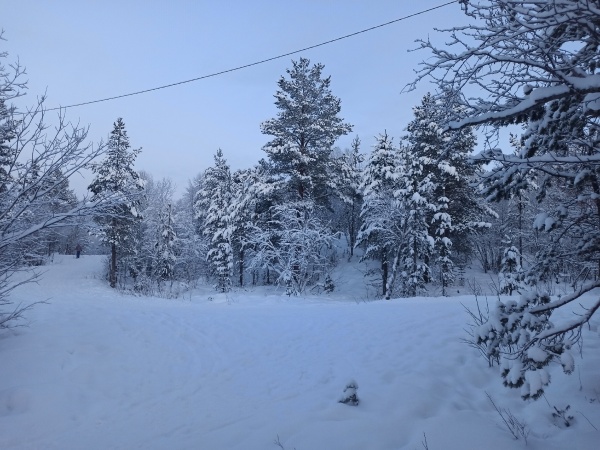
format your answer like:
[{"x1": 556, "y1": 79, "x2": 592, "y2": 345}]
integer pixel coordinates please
[
  {"x1": 155, "y1": 203, "x2": 176, "y2": 282},
  {"x1": 88, "y1": 118, "x2": 144, "y2": 288},
  {"x1": 404, "y1": 93, "x2": 482, "y2": 270},
  {"x1": 261, "y1": 57, "x2": 352, "y2": 205},
  {"x1": 194, "y1": 149, "x2": 233, "y2": 292},
  {"x1": 356, "y1": 132, "x2": 399, "y2": 297},
  {"x1": 228, "y1": 165, "x2": 279, "y2": 287},
  {"x1": 391, "y1": 144, "x2": 436, "y2": 298}
]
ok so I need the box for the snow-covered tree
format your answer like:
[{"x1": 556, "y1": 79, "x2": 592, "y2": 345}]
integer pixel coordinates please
[
  {"x1": 412, "y1": 0, "x2": 600, "y2": 398},
  {"x1": 246, "y1": 200, "x2": 336, "y2": 295},
  {"x1": 404, "y1": 93, "x2": 483, "y2": 280},
  {"x1": 333, "y1": 136, "x2": 364, "y2": 257},
  {"x1": 155, "y1": 203, "x2": 176, "y2": 282},
  {"x1": 390, "y1": 144, "x2": 436, "y2": 298},
  {"x1": 88, "y1": 118, "x2": 144, "y2": 288},
  {"x1": 432, "y1": 192, "x2": 453, "y2": 296},
  {"x1": 194, "y1": 149, "x2": 233, "y2": 292},
  {"x1": 356, "y1": 132, "x2": 399, "y2": 297},
  {"x1": 261, "y1": 57, "x2": 352, "y2": 205},
  {"x1": 499, "y1": 245, "x2": 524, "y2": 296},
  {"x1": 228, "y1": 165, "x2": 279, "y2": 287},
  {"x1": 1, "y1": 37, "x2": 108, "y2": 327},
  {"x1": 173, "y1": 176, "x2": 209, "y2": 286}
]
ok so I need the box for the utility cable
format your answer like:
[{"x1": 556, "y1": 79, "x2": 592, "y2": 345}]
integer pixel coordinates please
[{"x1": 43, "y1": 1, "x2": 457, "y2": 112}]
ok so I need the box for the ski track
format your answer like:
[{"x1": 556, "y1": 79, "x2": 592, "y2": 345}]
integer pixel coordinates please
[{"x1": 0, "y1": 255, "x2": 599, "y2": 449}]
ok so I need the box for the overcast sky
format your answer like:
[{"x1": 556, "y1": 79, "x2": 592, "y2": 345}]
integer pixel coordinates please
[{"x1": 3, "y1": 0, "x2": 470, "y2": 196}]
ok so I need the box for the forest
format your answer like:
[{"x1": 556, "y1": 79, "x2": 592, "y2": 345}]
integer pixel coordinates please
[{"x1": 2, "y1": 0, "x2": 600, "y2": 411}]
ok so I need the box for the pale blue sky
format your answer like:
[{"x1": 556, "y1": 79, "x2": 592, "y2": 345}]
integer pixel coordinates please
[{"x1": 3, "y1": 0, "x2": 469, "y2": 195}]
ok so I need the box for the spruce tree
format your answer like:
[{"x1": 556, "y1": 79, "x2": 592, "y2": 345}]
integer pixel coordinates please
[
  {"x1": 88, "y1": 118, "x2": 143, "y2": 288},
  {"x1": 194, "y1": 149, "x2": 233, "y2": 292},
  {"x1": 356, "y1": 132, "x2": 400, "y2": 297},
  {"x1": 155, "y1": 203, "x2": 177, "y2": 282},
  {"x1": 404, "y1": 93, "x2": 481, "y2": 262},
  {"x1": 391, "y1": 144, "x2": 436, "y2": 298}
]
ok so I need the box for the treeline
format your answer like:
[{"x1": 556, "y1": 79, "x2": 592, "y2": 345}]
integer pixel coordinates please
[{"x1": 84, "y1": 59, "x2": 581, "y2": 300}]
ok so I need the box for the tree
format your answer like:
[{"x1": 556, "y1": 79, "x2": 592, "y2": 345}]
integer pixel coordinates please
[
  {"x1": 194, "y1": 149, "x2": 233, "y2": 292},
  {"x1": 334, "y1": 136, "x2": 364, "y2": 257},
  {"x1": 356, "y1": 132, "x2": 400, "y2": 297},
  {"x1": 499, "y1": 245, "x2": 524, "y2": 296},
  {"x1": 173, "y1": 175, "x2": 209, "y2": 287},
  {"x1": 88, "y1": 118, "x2": 143, "y2": 288},
  {"x1": 403, "y1": 93, "x2": 486, "y2": 293},
  {"x1": 1, "y1": 36, "x2": 108, "y2": 327},
  {"x1": 412, "y1": 0, "x2": 600, "y2": 398},
  {"x1": 246, "y1": 201, "x2": 336, "y2": 295},
  {"x1": 389, "y1": 143, "x2": 436, "y2": 298},
  {"x1": 261, "y1": 57, "x2": 352, "y2": 205},
  {"x1": 155, "y1": 203, "x2": 176, "y2": 283},
  {"x1": 228, "y1": 165, "x2": 279, "y2": 287},
  {"x1": 128, "y1": 173, "x2": 179, "y2": 294}
]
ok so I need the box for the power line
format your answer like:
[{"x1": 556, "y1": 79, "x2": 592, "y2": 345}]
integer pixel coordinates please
[{"x1": 45, "y1": 1, "x2": 457, "y2": 112}]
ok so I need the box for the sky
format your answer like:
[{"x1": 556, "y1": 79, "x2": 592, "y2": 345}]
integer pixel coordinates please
[{"x1": 2, "y1": 0, "x2": 470, "y2": 197}]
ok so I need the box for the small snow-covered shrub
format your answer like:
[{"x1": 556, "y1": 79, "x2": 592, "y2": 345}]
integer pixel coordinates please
[
  {"x1": 338, "y1": 380, "x2": 359, "y2": 406},
  {"x1": 551, "y1": 405, "x2": 574, "y2": 428}
]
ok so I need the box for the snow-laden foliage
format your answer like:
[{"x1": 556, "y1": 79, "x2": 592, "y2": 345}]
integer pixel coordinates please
[
  {"x1": 261, "y1": 57, "x2": 352, "y2": 205},
  {"x1": 499, "y1": 246, "x2": 524, "y2": 296},
  {"x1": 194, "y1": 149, "x2": 233, "y2": 293},
  {"x1": 388, "y1": 144, "x2": 436, "y2": 298},
  {"x1": 331, "y1": 136, "x2": 364, "y2": 257},
  {"x1": 1, "y1": 37, "x2": 109, "y2": 327},
  {"x1": 172, "y1": 177, "x2": 209, "y2": 286},
  {"x1": 155, "y1": 203, "x2": 176, "y2": 282},
  {"x1": 403, "y1": 93, "x2": 485, "y2": 267},
  {"x1": 88, "y1": 118, "x2": 144, "y2": 288},
  {"x1": 412, "y1": 0, "x2": 600, "y2": 398},
  {"x1": 246, "y1": 201, "x2": 336, "y2": 296},
  {"x1": 356, "y1": 132, "x2": 400, "y2": 297},
  {"x1": 228, "y1": 165, "x2": 278, "y2": 287},
  {"x1": 128, "y1": 174, "x2": 178, "y2": 293},
  {"x1": 358, "y1": 95, "x2": 485, "y2": 298}
]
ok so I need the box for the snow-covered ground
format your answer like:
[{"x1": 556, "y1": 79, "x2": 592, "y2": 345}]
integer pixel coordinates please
[{"x1": 1, "y1": 255, "x2": 599, "y2": 449}]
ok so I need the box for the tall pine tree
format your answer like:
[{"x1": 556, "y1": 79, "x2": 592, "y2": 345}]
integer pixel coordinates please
[
  {"x1": 88, "y1": 118, "x2": 144, "y2": 288},
  {"x1": 261, "y1": 57, "x2": 352, "y2": 206},
  {"x1": 194, "y1": 149, "x2": 233, "y2": 292},
  {"x1": 356, "y1": 132, "x2": 400, "y2": 297}
]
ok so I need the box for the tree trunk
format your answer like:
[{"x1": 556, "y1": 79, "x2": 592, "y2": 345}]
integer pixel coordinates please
[
  {"x1": 518, "y1": 193, "x2": 523, "y2": 268},
  {"x1": 349, "y1": 200, "x2": 356, "y2": 257},
  {"x1": 110, "y1": 217, "x2": 117, "y2": 288},
  {"x1": 239, "y1": 249, "x2": 244, "y2": 287},
  {"x1": 110, "y1": 242, "x2": 117, "y2": 288},
  {"x1": 381, "y1": 250, "x2": 388, "y2": 297},
  {"x1": 385, "y1": 247, "x2": 402, "y2": 300}
]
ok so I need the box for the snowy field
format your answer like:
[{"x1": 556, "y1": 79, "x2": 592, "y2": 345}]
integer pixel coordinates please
[{"x1": 1, "y1": 255, "x2": 599, "y2": 449}]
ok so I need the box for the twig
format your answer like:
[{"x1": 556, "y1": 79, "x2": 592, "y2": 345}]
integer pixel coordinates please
[{"x1": 576, "y1": 411, "x2": 598, "y2": 431}]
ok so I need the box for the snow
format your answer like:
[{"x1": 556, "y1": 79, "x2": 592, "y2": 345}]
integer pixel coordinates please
[
  {"x1": 526, "y1": 346, "x2": 549, "y2": 363},
  {"x1": 1, "y1": 255, "x2": 599, "y2": 449}
]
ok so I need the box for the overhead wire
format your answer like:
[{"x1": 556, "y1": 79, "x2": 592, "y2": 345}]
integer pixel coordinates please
[{"x1": 42, "y1": 1, "x2": 457, "y2": 112}]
